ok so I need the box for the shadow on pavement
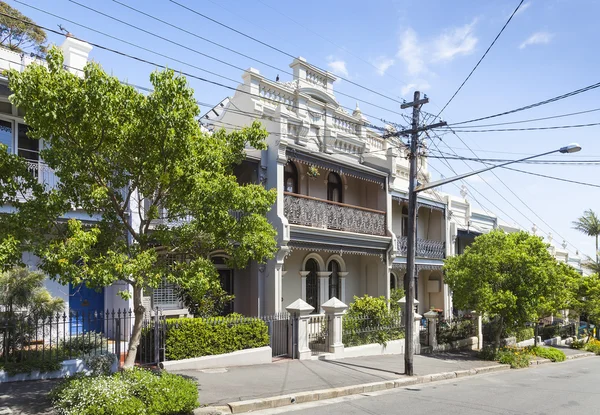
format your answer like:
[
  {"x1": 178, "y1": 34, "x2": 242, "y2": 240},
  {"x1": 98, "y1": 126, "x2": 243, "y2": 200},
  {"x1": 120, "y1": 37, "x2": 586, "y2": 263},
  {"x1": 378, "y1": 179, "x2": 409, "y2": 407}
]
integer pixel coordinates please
[{"x1": 0, "y1": 379, "x2": 58, "y2": 415}]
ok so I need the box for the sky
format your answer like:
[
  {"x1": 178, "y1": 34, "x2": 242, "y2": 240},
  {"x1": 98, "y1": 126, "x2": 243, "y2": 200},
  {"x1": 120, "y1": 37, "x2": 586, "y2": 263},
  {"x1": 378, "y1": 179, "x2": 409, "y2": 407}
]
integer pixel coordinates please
[{"x1": 8, "y1": 0, "x2": 600, "y2": 259}]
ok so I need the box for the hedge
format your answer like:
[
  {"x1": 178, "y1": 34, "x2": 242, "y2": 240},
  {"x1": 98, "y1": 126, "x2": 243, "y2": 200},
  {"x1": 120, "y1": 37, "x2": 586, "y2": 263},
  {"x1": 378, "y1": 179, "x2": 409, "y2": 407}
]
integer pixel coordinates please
[
  {"x1": 514, "y1": 327, "x2": 535, "y2": 343},
  {"x1": 164, "y1": 315, "x2": 270, "y2": 361}
]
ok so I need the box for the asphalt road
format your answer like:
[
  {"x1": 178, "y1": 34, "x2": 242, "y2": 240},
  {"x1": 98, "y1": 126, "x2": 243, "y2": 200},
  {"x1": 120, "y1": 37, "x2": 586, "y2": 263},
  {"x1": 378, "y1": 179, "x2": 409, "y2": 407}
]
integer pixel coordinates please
[{"x1": 256, "y1": 357, "x2": 600, "y2": 415}]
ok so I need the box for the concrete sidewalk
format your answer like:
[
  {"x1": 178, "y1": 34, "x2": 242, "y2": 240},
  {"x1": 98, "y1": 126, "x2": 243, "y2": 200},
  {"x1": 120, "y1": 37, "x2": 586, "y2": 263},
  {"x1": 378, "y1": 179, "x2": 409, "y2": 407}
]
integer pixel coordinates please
[{"x1": 172, "y1": 351, "x2": 499, "y2": 407}]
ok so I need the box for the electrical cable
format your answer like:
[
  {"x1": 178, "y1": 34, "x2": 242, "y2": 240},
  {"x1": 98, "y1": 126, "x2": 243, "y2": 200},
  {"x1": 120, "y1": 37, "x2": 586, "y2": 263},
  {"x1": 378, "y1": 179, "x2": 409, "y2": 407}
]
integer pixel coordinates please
[
  {"x1": 437, "y1": 0, "x2": 524, "y2": 116},
  {"x1": 445, "y1": 107, "x2": 600, "y2": 128},
  {"x1": 444, "y1": 121, "x2": 600, "y2": 133}
]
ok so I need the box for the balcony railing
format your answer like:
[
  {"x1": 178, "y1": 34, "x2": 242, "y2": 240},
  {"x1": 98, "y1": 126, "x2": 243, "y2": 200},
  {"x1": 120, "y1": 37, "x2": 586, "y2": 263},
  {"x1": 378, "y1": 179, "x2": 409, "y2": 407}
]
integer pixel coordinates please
[
  {"x1": 283, "y1": 192, "x2": 386, "y2": 236},
  {"x1": 397, "y1": 236, "x2": 445, "y2": 259},
  {"x1": 25, "y1": 159, "x2": 59, "y2": 191}
]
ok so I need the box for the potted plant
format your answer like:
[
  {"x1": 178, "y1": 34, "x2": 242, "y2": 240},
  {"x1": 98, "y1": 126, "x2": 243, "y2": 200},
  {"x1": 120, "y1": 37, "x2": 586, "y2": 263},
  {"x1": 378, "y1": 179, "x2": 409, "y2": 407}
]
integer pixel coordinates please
[{"x1": 306, "y1": 166, "x2": 320, "y2": 179}]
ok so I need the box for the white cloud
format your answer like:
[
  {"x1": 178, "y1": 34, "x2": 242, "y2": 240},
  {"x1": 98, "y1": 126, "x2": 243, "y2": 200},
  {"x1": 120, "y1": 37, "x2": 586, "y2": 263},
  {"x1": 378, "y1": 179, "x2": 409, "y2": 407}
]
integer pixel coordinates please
[
  {"x1": 371, "y1": 56, "x2": 395, "y2": 76},
  {"x1": 514, "y1": 1, "x2": 531, "y2": 16},
  {"x1": 326, "y1": 57, "x2": 349, "y2": 77},
  {"x1": 432, "y1": 20, "x2": 478, "y2": 62},
  {"x1": 397, "y1": 28, "x2": 426, "y2": 76},
  {"x1": 401, "y1": 81, "x2": 431, "y2": 97},
  {"x1": 519, "y1": 32, "x2": 554, "y2": 49}
]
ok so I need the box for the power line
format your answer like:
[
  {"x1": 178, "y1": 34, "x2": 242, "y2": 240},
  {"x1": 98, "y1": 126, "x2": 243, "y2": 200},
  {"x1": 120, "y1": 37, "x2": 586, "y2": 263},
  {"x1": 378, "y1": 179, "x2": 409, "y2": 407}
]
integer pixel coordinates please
[
  {"x1": 167, "y1": 0, "x2": 407, "y2": 106},
  {"x1": 450, "y1": 80, "x2": 600, "y2": 126},
  {"x1": 437, "y1": 0, "x2": 524, "y2": 116},
  {"x1": 447, "y1": 106, "x2": 600, "y2": 128},
  {"x1": 64, "y1": 0, "x2": 402, "y2": 126},
  {"x1": 426, "y1": 153, "x2": 600, "y2": 164},
  {"x1": 444, "y1": 121, "x2": 600, "y2": 133},
  {"x1": 440, "y1": 127, "x2": 581, "y2": 254}
]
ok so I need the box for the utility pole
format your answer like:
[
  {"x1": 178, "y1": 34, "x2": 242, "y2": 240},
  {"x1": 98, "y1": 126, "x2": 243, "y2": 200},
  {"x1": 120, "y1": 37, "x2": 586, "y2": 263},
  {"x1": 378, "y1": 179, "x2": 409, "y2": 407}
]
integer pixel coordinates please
[{"x1": 399, "y1": 91, "x2": 446, "y2": 376}]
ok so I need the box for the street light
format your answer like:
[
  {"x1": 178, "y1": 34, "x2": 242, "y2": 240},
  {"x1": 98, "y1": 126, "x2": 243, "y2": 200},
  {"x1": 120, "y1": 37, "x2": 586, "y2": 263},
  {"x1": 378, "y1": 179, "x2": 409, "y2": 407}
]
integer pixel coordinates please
[{"x1": 403, "y1": 142, "x2": 582, "y2": 376}]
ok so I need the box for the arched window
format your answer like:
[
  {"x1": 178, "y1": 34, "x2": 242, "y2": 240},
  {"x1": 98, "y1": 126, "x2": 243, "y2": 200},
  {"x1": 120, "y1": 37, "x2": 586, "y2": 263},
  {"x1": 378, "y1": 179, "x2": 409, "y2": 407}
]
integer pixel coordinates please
[
  {"x1": 390, "y1": 273, "x2": 396, "y2": 290},
  {"x1": 305, "y1": 258, "x2": 319, "y2": 311},
  {"x1": 402, "y1": 206, "x2": 409, "y2": 237},
  {"x1": 327, "y1": 172, "x2": 342, "y2": 203},
  {"x1": 284, "y1": 161, "x2": 298, "y2": 194},
  {"x1": 328, "y1": 260, "x2": 340, "y2": 299}
]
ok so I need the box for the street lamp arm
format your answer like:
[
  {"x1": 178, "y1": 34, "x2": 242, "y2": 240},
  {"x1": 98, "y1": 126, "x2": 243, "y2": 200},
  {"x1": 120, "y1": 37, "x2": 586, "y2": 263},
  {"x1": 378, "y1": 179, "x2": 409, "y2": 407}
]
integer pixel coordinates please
[{"x1": 415, "y1": 147, "x2": 572, "y2": 193}]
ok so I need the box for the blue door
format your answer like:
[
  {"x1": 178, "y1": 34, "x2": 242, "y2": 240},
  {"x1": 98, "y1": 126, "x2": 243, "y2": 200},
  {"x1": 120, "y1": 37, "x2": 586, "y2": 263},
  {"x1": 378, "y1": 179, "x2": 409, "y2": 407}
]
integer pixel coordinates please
[{"x1": 69, "y1": 283, "x2": 105, "y2": 334}]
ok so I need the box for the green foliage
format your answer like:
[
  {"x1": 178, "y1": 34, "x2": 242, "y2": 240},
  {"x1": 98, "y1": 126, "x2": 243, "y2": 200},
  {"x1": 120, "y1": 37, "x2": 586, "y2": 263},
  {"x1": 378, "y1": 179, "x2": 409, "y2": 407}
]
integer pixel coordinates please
[
  {"x1": 389, "y1": 287, "x2": 405, "y2": 314},
  {"x1": 437, "y1": 318, "x2": 475, "y2": 344},
  {"x1": 176, "y1": 284, "x2": 234, "y2": 318},
  {"x1": 0, "y1": 267, "x2": 64, "y2": 316},
  {"x1": 497, "y1": 348, "x2": 531, "y2": 369},
  {"x1": 540, "y1": 325, "x2": 560, "y2": 340},
  {"x1": 513, "y1": 327, "x2": 535, "y2": 343},
  {"x1": 0, "y1": 352, "x2": 62, "y2": 376},
  {"x1": 583, "y1": 338, "x2": 600, "y2": 354},
  {"x1": 445, "y1": 230, "x2": 572, "y2": 346},
  {"x1": 526, "y1": 346, "x2": 566, "y2": 362},
  {"x1": 61, "y1": 332, "x2": 107, "y2": 355},
  {"x1": 6, "y1": 47, "x2": 277, "y2": 366},
  {"x1": 50, "y1": 367, "x2": 198, "y2": 415},
  {"x1": 0, "y1": 2, "x2": 46, "y2": 53},
  {"x1": 342, "y1": 295, "x2": 404, "y2": 347},
  {"x1": 571, "y1": 339, "x2": 586, "y2": 349},
  {"x1": 83, "y1": 353, "x2": 116, "y2": 376},
  {"x1": 478, "y1": 345, "x2": 500, "y2": 361},
  {"x1": 162, "y1": 315, "x2": 269, "y2": 360}
]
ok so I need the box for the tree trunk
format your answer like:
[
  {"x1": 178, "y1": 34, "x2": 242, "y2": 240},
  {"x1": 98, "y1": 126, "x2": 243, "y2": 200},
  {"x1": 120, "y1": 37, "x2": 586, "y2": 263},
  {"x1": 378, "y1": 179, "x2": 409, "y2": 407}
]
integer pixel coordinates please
[{"x1": 123, "y1": 285, "x2": 145, "y2": 368}]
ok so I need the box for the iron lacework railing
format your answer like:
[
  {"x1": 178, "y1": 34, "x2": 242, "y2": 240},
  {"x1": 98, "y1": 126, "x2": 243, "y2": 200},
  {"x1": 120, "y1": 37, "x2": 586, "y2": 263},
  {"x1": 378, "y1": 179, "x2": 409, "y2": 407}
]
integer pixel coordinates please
[
  {"x1": 283, "y1": 192, "x2": 386, "y2": 236},
  {"x1": 0, "y1": 309, "x2": 165, "y2": 370},
  {"x1": 397, "y1": 236, "x2": 445, "y2": 259}
]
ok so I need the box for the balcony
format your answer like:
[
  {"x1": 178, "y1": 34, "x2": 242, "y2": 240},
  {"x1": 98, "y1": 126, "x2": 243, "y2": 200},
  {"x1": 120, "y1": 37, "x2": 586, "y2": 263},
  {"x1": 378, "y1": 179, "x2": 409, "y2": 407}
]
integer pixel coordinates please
[
  {"x1": 397, "y1": 236, "x2": 445, "y2": 259},
  {"x1": 283, "y1": 192, "x2": 386, "y2": 236},
  {"x1": 25, "y1": 160, "x2": 59, "y2": 191}
]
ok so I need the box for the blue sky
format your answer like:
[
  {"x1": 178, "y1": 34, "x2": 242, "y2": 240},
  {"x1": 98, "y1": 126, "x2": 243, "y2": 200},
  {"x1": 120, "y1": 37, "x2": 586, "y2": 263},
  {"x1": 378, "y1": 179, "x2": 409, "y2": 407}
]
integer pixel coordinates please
[{"x1": 9, "y1": 0, "x2": 600, "y2": 259}]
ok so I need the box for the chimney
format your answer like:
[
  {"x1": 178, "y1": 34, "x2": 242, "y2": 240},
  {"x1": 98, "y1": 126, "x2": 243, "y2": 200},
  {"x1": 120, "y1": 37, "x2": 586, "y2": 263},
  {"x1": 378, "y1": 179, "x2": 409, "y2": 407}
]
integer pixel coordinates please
[{"x1": 60, "y1": 36, "x2": 92, "y2": 77}]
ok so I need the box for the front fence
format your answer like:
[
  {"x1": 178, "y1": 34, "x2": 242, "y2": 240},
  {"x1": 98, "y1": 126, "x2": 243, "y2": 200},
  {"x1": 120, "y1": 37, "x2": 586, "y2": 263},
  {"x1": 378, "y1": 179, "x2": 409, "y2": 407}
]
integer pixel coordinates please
[
  {"x1": 307, "y1": 314, "x2": 330, "y2": 355},
  {"x1": 436, "y1": 316, "x2": 476, "y2": 345},
  {"x1": 0, "y1": 309, "x2": 165, "y2": 371},
  {"x1": 260, "y1": 312, "x2": 292, "y2": 358},
  {"x1": 343, "y1": 313, "x2": 404, "y2": 347}
]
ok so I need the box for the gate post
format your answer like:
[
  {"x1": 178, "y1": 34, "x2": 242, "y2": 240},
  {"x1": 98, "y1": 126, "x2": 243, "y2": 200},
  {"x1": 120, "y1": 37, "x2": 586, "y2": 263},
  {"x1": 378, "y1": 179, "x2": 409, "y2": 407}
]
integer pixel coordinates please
[
  {"x1": 471, "y1": 311, "x2": 483, "y2": 350},
  {"x1": 413, "y1": 313, "x2": 422, "y2": 354},
  {"x1": 322, "y1": 297, "x2": 348, "y2": 357},
  {"x1": 424, "y1": 310, "x2": 438, "y2": 349},
  {"x1": 286, "y1": 299, "x2": 314, "y2": 360}
]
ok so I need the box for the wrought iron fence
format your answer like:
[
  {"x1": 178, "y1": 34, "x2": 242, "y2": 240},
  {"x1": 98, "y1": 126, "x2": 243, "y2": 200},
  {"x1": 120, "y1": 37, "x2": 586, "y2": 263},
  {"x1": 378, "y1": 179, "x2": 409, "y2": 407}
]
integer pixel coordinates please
[
  {"x1": 436, "y1": 316, "x2": 476, "y2": 345},
  {"x1": 259, "y1": 312, "x2": 292, "y2": 358},
  {"x1": 397, "y1": 236, "x2": 445, "y2": 259},
  {"x1": 343, "y1": 313, "x2": 404, "y2": 347},
  {"x1": 307, "y1": 314, "x2": 330, "y2": 355},
  {"x1": 419, "y1": 320, "x2": 429, "y2": 346},
  {"x1": 0, "y1": 309, "x2": 165, "y2": 371}
]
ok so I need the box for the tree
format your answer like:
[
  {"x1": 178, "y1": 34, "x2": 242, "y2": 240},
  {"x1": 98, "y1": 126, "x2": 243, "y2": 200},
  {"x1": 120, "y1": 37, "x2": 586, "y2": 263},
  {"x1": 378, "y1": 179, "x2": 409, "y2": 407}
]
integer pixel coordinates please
[
  {"x1": 570, "y1": 273, "x2": 600, "y2": 341},
  {"x1": 444, "y1": 230, "x2": 570, "y2": 348},
  {"x1": 6, "y1": 47, "x2": 278, "y2": 367},
  {"x1": 0, "y1": 2, "x2": 46, "y2": 54},
  {"x1": 0, "y1": 266, "x2": 64, "y2": 316},
  {"x1": 572, "y1": 209, "x2": 600, "y2": 264}
]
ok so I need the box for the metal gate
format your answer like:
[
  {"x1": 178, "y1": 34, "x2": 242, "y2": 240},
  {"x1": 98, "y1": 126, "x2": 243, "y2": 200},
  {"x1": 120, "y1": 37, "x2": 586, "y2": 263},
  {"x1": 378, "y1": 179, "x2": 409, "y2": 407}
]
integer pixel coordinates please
[
  {"x1": 136, "y1": 309, "x2": 166, "y2": 366},
  {"x1": 308, "y1": 314, "x2": 330, "y2": 355},
  {"x1": 261, "y1": 312, "x2": 292, "y2": 358}
]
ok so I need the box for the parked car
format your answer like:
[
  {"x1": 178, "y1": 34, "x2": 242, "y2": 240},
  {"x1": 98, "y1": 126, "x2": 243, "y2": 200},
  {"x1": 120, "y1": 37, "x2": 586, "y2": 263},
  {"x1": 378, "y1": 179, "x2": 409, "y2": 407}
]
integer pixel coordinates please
[{"x1": 579, "y1": 322, "x2": 596, "y2": 336}]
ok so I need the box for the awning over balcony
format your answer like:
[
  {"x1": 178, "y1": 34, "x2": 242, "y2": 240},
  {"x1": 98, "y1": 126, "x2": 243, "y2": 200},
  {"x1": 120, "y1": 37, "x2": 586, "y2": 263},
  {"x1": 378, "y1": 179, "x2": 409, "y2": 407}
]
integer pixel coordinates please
[
  {"x1": 287, "y1": 240, "x2": 384, "y2": 257},
  {"x1": 287, "y1": 148, "x2": 386, "y2": 186},
  {"x1": 392, "y1": 194, "x2": 445, "y2": 213}
]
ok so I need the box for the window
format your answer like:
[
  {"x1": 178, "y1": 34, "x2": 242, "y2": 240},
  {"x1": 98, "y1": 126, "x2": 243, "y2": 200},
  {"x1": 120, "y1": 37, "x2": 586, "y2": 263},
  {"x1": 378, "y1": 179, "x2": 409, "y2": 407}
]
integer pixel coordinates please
[
  {"x1": 328, "y1": 260, "x2": 340, "y2": 299},
  {"x1": 218, "y1": 269, "x2": 234, "y2": 315},
  {"x1": 327, "y1": 172, "x2": 342, "y2": 203},
  {"x1": 390, "y1": 273, "x2": 396, "y2": 290},
  {"x1": 401, "y1": 206, "x2": 409, "y2": 237},
  {"x1": 284, "y1": 161, "x2": 298, "y2": 193},
  {"x1": 152, "y1": 278, "x2": 179, "y2": 309},
  {"x1": 305, "y1": 258, "x2": 319, "y2": 311},
  {"x1": 17, "y1": 124, "x2": 38, "y2": 161},
  {"x1": 0, "y1": 119, "x2": 12, "y2": 152}
]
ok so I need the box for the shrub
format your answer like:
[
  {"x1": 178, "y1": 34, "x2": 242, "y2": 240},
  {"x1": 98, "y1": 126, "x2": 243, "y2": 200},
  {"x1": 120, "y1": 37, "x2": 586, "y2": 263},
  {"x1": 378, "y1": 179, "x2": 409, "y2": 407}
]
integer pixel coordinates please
[
  {"x1": 478, "y1": 346, "x2": 499, "y2": 361},
  {"x1": 514, "y1": 327, "x2": 535, "y2": 343},
  {"x1": 342, "y1": 295, "x2": 403, "y2": 347},
  {"x1": 163, "y1": 314, "x2": 269, "y2": 360},
  {"x1": 61, "y1": 331, "x2": 107, "y2": 355},
  {"x1": 540, "y1": 325, "x2": 560, "y2": 340},
  {"x1": 585, "y1": 338, "x2": 600, "y2": 354},
  {"x1": 526, "y1": 346, "x2": 566, "y2": 362},
  {"x1": 83, "y1": 353, "x2": 116, "y2": 376},
  {"x1": 437, "y1": 318, "x2": 474, "y2": 344},
  {"x1": 571, "y1": 339, "x2": 586, "y2": 349},
  {"x1": 51, "y1": 367, "x2": 198, "y2": 415},
  {"x1": 497, "y1": 347, "x2": 531, "y2": 369}
]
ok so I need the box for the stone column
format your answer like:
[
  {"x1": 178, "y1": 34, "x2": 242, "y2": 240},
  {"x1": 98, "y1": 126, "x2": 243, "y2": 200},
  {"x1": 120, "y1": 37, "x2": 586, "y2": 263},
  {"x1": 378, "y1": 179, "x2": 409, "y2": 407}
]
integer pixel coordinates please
[
  {"x1": 398, "y1": 296, "x2": 419, "y2": 327},
  {"x1": 322, "y1": 297, "x2": 348, "y2": 356},
  {"x1": 338, "y1": 272, "x2": 348, "y2": 304},
  {"x1": 424, "y1": 310, "x2": 439, "y2": 349},
  {"x1": 317, "y1": 271, "x2": 331, "y2": 313},
  {"x1": 286, "y1": 299, "x2": 315, "y2": 360},
  {"x1": 299, "y1": 271, "x2": 310, "y2": 302},
  {"x1": 414, "y1": 313, "x2": 422, "y2": 355}
]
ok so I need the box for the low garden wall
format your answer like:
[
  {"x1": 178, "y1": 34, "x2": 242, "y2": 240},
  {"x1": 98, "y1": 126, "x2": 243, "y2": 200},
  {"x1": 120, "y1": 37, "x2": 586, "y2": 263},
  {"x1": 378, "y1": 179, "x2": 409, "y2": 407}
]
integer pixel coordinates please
[
  {"x1": 0, "y1": 356, "x2": 118, "y2": 383},
  {"x1": 341, "y1": 339, "x2": 405, "y2": 359},
  {"x1": 160, "y1": 346, "x2": 272, "y2": 371},
  {"x1": 434, "y1": 336, "x2": 478, "y2": 352}
]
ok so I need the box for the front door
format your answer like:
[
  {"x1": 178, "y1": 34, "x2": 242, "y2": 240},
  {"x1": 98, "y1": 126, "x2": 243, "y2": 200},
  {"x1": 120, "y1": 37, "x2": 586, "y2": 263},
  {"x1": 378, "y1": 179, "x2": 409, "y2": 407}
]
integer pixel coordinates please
[{"x1": 69, "y1": 283, "x2": 105, "y2": 334}]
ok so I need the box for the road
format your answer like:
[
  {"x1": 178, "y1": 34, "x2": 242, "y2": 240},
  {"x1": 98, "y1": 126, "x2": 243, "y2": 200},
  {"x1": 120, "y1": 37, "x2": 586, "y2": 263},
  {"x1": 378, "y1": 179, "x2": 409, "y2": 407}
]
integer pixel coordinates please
[{"x1": 256, "y1": 357, "x2": 600, "y2": 415}]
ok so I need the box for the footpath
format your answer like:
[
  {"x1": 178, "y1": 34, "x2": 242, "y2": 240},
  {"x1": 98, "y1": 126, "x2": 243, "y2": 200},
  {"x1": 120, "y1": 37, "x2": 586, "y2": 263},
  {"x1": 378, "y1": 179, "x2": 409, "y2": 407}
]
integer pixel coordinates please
[{"x1": 0, "y1": 348, "x2": 594, "y2": 415}]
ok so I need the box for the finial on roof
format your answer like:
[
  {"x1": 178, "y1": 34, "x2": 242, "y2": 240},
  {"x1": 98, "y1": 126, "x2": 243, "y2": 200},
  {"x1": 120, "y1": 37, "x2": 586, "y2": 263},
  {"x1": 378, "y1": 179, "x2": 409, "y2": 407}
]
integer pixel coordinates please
[
  {"x1": 562, "y1": 240, "x2": 567, "y2": 249},
  {"x1": 276, "y1": 74, "x2": 280, "y2": 82},
  {"x1": 531, "y1": 224, "x2": 537, "y2": 235},
  {"x1": 460, "y1": 185, "x2": 468, "y2": 199}
]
